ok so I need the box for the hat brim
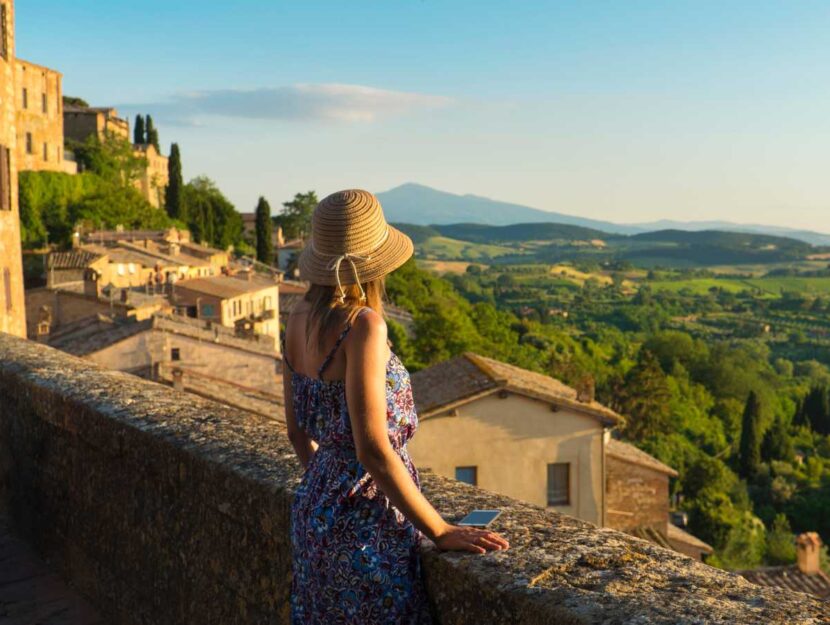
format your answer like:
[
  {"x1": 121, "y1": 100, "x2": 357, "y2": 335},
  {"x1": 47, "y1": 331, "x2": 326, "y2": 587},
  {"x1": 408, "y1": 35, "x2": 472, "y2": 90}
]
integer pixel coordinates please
[{"x1": 297, "y1": 225, "x2": 414, "y2": 286}]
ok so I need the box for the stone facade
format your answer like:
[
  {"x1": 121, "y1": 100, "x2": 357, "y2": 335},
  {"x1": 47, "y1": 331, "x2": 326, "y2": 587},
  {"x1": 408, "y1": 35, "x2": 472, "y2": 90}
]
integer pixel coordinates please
[
  {"x1": 133, "y1": 143, "x2": 168, "y2": 208},
  {"x1": 0, "y1": 0, "x2": 26, "y2": 338},
  {"x1": 605, "y1": 448, "x2": 673, "y2": 535},
  {"x1": 14, "y1": 58, "x2": 75, "y2": 173},
  {"x1": 1, "y1": 334, "x2": 828, "y2": 624},
  {"x1": 63, "y1": 105, "x2": 129, "y2": 143}
]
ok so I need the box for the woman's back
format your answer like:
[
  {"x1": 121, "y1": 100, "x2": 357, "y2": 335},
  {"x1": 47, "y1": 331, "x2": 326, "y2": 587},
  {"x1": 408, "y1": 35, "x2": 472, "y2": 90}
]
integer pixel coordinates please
[{"x1": 284, "y1": 304, "x2": 433, "y2": 624}]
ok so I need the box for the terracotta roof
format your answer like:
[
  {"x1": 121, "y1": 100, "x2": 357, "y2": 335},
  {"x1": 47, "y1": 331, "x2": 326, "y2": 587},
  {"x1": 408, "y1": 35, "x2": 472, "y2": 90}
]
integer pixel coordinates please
[
  {"x1": 667, "y1": 523, "x2": 714, "y2": 554},
  {"x1": 735, "y1": 565, "x2": 830, "y2": 600},
  {"x1": 49, "y1": 316, "x2": 151, "y2": 356},
  {"x1": 410, "y1": 352, "x2": 623, "y2": 425},
  {"x1": 630, "y1": 525, "x2": 673, "y2": 550},
  {"x1": 175, "y1": 275, "x2": 278, "y2": 299},
  {"x1": 606, "y1": 438, "x2": 679, "y2": 477},
  {"x1": 47, "y1": 250, "x2": 102, "y2": 270}
]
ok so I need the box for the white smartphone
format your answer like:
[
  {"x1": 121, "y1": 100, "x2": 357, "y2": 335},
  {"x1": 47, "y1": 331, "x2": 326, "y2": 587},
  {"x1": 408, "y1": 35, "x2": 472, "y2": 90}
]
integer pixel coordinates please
[{"x1": 458, "y1": 509, "x2": 502, "y2": 528}]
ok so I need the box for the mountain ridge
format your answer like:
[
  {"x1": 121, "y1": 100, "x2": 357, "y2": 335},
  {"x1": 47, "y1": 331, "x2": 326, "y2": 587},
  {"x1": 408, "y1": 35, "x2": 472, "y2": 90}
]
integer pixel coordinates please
[{"x1": 376, "y1": 183, "x2": 830, "y2": 246}]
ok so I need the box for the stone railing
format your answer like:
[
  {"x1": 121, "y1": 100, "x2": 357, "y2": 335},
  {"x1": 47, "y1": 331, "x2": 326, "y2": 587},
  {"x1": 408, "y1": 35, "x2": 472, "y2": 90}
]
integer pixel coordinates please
[{"x1": 0, "y1": 333, "x2": 827, "y2": 625}]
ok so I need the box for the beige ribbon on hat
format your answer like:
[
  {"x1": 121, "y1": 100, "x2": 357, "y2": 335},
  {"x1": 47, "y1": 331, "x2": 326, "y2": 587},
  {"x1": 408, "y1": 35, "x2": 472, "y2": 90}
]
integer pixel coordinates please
[
  {"x1": 327, "y1": 252, "x2": 372, "y2": 303},
  {"x1": 313, "y1": 226, "x2": 390, "y2": 304}
]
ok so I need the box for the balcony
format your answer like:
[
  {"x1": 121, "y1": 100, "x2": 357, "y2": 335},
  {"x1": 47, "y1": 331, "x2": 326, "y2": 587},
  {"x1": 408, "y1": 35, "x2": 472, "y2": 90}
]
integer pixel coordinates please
[{"x1": 0, "y1": 332, "x2": 827, "y2": 624}]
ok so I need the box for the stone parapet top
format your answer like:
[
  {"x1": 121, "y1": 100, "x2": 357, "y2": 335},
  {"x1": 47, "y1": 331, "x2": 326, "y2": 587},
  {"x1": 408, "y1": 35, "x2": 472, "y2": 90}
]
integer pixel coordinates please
[{"x1": 0, "y1": 332, "x2": 827, "y2": 624}]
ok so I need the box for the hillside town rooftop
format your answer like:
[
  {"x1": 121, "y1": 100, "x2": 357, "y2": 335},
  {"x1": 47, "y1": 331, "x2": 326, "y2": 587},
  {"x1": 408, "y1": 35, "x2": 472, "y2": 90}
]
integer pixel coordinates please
[{"x1": 411, "y1": 351, "x2": 623, "y2": 424}]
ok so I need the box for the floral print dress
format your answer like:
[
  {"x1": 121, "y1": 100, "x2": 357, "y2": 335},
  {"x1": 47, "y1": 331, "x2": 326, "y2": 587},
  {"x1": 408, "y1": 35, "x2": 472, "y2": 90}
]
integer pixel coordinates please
[{"x1": 284, "y1": 311, "x2": 434, "y2": 625}]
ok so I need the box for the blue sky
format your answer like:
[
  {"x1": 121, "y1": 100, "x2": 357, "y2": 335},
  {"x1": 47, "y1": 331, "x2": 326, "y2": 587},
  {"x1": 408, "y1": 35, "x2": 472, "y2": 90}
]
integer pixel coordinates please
[{"x1": 15, "y1": 1, "x2": 830, "y2": 230}]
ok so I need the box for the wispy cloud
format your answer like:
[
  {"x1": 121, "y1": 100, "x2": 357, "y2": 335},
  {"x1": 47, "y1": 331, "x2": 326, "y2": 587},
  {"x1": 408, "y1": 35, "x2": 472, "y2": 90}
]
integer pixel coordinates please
[{"x1": 123, "y1": 83, "x2": 452, "y2": 125}]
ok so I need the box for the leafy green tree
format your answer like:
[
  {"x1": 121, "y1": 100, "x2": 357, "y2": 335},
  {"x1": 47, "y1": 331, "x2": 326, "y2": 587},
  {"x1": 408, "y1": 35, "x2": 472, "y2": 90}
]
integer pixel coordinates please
[
  {"x1": 133, "y1": 114, "x2": 146, "y2": 145},
  {"x1": 739, "y1": 391, "x2": 763, "y2": 479},
  {"x1": 765, "y1": 513, "x2": 796, "y2": 565},
  {"x1": 617, "y1": 350, "x2": 672, "y2": 442},
  {"x1": 182, "y1": 176, "x2": 242, "y2": 249},
  {"x1": 276, "y1": 191, "x2": 317, "y2": 240},
  {"x1": 165, "y1": 143, "x2": 184, "y2": 221},
  {"x1": 69, "y1": 134, "x2": 147, "y2": 186},
  {"x1": 255, "y1": 196, "x2": 274, "y2": 264},
  {"x1": 63, "y1": 95, "x2": 89, "y2": 108},
  {"x1": 145, "y1": 114, "x2": 160, "y2": 151}
]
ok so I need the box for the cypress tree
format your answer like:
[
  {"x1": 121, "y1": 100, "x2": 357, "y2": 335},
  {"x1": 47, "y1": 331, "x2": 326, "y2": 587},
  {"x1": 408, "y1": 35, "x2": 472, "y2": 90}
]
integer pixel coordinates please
[
  {"x1": 165, "y1": 143, "x2": 184, "y2": 221},
  {"x1": 146, "y1": 115, "x2": 160, "y2": 151},
  {"x1": 761, "y1": 415, "x2": 794, "y2": 463},
  {"x1": 255, "y1": 196, "x2": 274, "y2": 265},
  {"x1": 803, "y1": 386, "x2": 830, "y2": 435},
  {"x1": 134, "y1": 114, "x2": 146, "y2": 144},
  {"x1": 739, "y1": 390, "x2": 762, "y2": 478}
]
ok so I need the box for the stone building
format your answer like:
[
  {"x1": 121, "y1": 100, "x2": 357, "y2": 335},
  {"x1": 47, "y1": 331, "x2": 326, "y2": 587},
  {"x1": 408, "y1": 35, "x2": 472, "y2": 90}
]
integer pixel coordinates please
[
  {"x1": 14, "y1": 58, "x2": 76, "y2": 173},
  {"x1": 45, "y1": 312, "x2": 281, "y2": 404},
  {"x1": 409, "y1": 352, "x2": 622, "y2": 526},
  {"x1": 172, "y1": 273, "x2": 280, "y2": 350},
  {"x1": 133, "y1": 142, "x2": 168, "y2": 208},
  {"x1": 63, "y1": 105, "x2": 129, "y2": 143},
  {"x1": 606, "y1": 437, "x2": 713, "y2": 561},
  {"x1": 0, "y1": 0, "x2": 26, "y2": 338}
]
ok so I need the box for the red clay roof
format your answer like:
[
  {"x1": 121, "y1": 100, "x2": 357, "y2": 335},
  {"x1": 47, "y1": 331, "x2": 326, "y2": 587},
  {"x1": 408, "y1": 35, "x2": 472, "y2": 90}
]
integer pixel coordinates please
[{"x1": 735, "y1": 565, "x2": 830, "y2": 600}]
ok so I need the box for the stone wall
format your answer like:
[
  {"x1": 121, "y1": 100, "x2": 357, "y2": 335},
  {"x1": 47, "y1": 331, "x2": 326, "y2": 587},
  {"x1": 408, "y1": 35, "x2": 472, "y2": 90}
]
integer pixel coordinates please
[
  {"x1": 0, "y1": 333, "x2": 828, "y2": 624},
  {"x1": 606, "y1": 454, "x2": 670, "y2": 534},
  {"x1": 14, "y1": 58, "x2": 67, "y2": 173},
  {"x1": 0, "y1": 0, "x2": 26, "y2": 339}
]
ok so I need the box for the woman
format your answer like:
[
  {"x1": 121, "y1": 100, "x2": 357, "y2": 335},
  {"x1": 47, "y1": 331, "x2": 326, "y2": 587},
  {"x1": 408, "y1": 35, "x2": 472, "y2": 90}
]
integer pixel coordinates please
[{"x1": 283, "y1": 189, "x2": 509, "y2": 624}]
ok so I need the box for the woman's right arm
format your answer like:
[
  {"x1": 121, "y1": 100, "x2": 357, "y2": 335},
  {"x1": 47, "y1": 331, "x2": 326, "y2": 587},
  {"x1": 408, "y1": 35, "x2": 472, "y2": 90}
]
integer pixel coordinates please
[{"x1": 345, "y1": 310, "x2": 509, "y2": 554}]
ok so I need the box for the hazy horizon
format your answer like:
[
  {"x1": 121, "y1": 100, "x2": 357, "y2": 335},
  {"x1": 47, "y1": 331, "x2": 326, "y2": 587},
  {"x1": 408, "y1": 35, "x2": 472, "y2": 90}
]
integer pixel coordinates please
[{"x1": 15, "y1": 1, "x2": 830, "y2": 231}]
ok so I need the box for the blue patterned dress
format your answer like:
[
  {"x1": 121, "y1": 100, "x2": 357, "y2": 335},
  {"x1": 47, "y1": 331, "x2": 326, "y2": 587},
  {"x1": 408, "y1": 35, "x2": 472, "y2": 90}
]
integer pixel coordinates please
[{"x1": 284, "y1": 313, "x2": 434, "y2": 625}]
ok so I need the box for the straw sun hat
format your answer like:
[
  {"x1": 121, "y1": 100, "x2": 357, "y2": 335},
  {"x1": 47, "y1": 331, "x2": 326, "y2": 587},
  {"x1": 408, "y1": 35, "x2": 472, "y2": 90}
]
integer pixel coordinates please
[{"x1": 297, "y1": 189, "x2": 414, "y2": 302}]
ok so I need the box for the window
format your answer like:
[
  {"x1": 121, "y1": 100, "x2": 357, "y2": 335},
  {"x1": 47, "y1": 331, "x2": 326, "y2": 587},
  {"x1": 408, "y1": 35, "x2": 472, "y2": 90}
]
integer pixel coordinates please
[
  {"x1": 3, "y1": 268, "x2": 12, "y2": 312},
  {"x1": 547, "y1": 463, "x2": 570, "y2": 506},
  {"x1": 117, "y1": 263, "x2": 125, "y2": 276},
  {"x1": 202, "y1": 303, "x2": 215, "y2": 317},
  {"x1": 455, "y1": 466, "x2": 477, "y2": 486},
  {"x1": 22, "y1": 88, "x2": 28, "y2": 109},
  {"x1": 26, "y1": 133, "x2": 34, "y2": 155},
  {"x1": 0, "y1": 146, "x2": 10, "y2": 211},
  {"x1": 171, "y1": 348, "x2": 181, "y2": 361},
  {"x1": 127, "y1": 263, "x2": 136, "y2": 274},
  {"x1": 42, "y1": 93, "x2": 48, "y2": 114},
  {"x1": 0, "y1": 4, "x2": 8, "y2": 60},
  {"x1": 42, "y1": 142, "x2": 48, "y2": 161}
]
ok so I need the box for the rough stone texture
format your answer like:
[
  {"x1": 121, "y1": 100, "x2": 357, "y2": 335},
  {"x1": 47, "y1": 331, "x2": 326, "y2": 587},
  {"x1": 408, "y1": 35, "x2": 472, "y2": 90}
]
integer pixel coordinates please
[
  {"x1": 605, "y1": 453, "x2": 671, "y2": 535},
  {"x1": 0, "y1": 333, "x2": 828, "y2": 625},
  {"x1": 0, "y1": 0, "x2": 27, "y2": 339}
]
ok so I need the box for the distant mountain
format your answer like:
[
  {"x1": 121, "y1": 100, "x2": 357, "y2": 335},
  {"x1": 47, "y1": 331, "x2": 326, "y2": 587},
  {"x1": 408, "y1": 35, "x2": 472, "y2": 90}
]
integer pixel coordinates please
[
  {"x1": 376, "y1": 183, "x2": 830, "y2": 246},
  {"x1": 377, "y1": 183, "x2": 637, "y2": 234}
]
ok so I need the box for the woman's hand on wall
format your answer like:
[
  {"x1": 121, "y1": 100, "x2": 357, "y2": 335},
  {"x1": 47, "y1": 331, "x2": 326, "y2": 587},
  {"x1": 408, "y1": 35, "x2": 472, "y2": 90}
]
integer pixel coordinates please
[{"x1": 432, "y1": 525, "x2": 510, "y2": 554}]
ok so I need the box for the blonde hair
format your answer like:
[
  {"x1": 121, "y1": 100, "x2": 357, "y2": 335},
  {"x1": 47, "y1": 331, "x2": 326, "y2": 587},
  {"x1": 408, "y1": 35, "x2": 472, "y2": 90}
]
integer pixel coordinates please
[{"x1": 304, "y1": 277, "x2": 386, "y2": 352}]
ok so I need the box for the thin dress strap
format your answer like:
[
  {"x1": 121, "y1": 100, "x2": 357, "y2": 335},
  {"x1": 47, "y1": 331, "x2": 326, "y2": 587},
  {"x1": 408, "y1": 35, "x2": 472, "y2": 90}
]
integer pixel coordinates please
[
  {"x1": 317, "y1": 308, "x2": 371, "y2": 379},
  {"x1": 280, "y1": 336, "x2": 295, "y2": 373}
]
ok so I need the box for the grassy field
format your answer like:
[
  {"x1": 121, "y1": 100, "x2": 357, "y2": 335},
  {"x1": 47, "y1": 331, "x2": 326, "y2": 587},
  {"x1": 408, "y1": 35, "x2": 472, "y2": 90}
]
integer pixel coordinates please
[
  {"x1": 417, "y1": 260, "x2": 487, "y2": 274},
  {"x1": 418, "y1": 236, "x2": 519, "y2": 260},
  {"x1": 648, "y1": 276, "x2": 830, "y2": 296}
]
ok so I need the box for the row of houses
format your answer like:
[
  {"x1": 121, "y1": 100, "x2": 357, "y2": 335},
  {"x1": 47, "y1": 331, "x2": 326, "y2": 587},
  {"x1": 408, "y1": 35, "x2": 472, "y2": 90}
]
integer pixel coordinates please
[{"x1": 13, "y1": 55, "x2": 169, "y2": 206}]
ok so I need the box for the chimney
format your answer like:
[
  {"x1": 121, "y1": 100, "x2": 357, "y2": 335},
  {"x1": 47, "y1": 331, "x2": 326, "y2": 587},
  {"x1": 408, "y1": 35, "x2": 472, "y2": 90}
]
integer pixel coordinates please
[
  {"x1": 83, "y1": 268, "x2": 101, "y2": 298},
  {"x1": 796, "y1": 532, "x2": 822, "y2": 574},
  {"x1": 575, "y1": 375, "x2": 595, "y2": 403}
]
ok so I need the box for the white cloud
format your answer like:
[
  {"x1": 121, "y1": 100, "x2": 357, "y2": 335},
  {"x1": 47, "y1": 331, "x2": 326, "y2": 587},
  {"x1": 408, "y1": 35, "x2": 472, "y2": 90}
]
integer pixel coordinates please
[{"x1": 124, "y1": 83, "x2": 452, "y2": 125}]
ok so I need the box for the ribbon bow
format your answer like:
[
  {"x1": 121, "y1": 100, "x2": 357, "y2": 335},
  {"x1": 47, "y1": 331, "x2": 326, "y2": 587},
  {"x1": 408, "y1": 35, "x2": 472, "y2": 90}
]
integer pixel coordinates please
[{"x1": 327, "y1": 253, "x2": 372, "y2": 303}]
